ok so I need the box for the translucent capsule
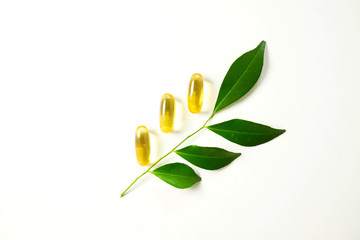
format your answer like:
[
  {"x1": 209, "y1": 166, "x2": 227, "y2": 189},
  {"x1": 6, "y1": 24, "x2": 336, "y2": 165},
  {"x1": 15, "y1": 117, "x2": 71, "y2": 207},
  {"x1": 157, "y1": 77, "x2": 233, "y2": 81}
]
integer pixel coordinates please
[
  {"x1": 135, "y1": 126, "x2": 151, "y2": 166},
  {"x1": 160, "y1": 93, "x2": 175, "y2": 133},
  {"x1": 188, "y1": 73, "x2": 204, "y2": 113}
]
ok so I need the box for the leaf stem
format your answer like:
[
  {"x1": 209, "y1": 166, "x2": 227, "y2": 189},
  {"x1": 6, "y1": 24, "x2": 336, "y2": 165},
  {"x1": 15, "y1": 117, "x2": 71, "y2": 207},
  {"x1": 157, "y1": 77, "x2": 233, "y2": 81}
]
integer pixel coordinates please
[{"x1": 120, "y1": 113, "x2": 214, "y2": 197}]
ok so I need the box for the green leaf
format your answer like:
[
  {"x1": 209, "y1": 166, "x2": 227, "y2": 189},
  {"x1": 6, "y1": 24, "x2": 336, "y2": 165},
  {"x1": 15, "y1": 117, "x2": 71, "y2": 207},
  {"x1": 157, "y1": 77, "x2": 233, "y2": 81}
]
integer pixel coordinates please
[
  {"x1": 207, "y1": 119, "x2": 285, "y2": 147},
  {"x1": 175, "y1": 145, "x2": 241, "y2": 170},
  {"x1": 213, "y1": 41, "x2": 266, "y2": 113},
  {"x1": 150, "y1": 163, "x2": 201, "y2": 189}
]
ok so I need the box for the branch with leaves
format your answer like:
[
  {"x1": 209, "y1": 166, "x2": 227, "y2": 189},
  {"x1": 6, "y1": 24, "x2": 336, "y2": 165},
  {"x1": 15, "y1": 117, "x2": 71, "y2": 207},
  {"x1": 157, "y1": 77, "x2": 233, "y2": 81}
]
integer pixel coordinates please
[{"x1": 120, "y1": 41, "x2": 285, "y2": 197}]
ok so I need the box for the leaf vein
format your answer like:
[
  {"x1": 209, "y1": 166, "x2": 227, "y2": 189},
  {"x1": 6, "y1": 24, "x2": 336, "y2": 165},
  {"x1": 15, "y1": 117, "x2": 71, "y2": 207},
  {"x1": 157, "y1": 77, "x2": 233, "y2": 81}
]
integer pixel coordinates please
[
  {"x1": 152, "y1": 172, "x2": 199, "y2": 180},
  {"x1": 209, "y1": 128, "x2": 281, "y2": 135},
  {"x1": 214, "y1": 44, "x2": 263, "y2": 112},
  {"x1": 177, "y1": 152, "x2": 235, "y2": 159}
]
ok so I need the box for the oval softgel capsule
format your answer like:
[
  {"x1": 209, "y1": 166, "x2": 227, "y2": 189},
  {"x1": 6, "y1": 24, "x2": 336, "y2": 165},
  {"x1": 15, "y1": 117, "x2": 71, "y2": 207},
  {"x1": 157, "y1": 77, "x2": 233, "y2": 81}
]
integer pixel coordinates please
[
  {"x1": 135, "y1": 126, "x2": 151, "y2": 166},
  {"x1": 188, "y1": 73, "x2": 203, "y2": 113},
  {"x1": 160, "y1": 93, "x2": 175, "y2": 133}
]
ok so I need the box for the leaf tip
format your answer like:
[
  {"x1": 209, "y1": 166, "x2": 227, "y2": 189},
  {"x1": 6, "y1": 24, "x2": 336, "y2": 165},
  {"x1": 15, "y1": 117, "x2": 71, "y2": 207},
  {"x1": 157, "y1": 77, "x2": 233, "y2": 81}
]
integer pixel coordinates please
[
  {"x1": 258, "y1": 40, "x2": 266, "y2": 50},
  {"x1": 274, "y1": 128, "x2": 286, "y2": 139}
]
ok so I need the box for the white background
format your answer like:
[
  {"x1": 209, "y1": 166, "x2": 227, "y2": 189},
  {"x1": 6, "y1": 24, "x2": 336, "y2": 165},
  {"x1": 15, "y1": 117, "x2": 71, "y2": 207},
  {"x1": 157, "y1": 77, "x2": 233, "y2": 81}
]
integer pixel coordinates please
[{"x1": 1, "y1": 0, "x2": 360, "y2": 239}]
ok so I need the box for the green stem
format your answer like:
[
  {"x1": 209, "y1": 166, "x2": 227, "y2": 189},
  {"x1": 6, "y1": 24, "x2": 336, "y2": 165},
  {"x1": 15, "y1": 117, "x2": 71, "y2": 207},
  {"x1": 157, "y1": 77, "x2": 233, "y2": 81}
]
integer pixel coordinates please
[{"x1": 120, "y1": 113, "x2": 214, "y2": 197}]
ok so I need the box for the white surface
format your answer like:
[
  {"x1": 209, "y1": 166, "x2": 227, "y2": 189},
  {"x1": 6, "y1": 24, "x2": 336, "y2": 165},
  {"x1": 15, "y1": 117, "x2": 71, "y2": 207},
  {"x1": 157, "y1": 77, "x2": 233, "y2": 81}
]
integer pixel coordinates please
[{"x1": 1, "y1": 0, "x2": 360, "y2": 239}]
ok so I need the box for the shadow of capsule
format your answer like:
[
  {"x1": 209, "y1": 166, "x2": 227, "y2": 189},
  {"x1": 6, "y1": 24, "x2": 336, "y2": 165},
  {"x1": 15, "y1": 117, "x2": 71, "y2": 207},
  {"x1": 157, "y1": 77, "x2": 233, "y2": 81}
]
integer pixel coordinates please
[
  {"x1": 149, "y1": 130, "x2": 159, "y2": 165},
  {"x1": 201, "y1": 79, "x2": 214, "y2": 113},
  {"x1": 173, "y1": 98, "x2": 186, "y2": 132}
]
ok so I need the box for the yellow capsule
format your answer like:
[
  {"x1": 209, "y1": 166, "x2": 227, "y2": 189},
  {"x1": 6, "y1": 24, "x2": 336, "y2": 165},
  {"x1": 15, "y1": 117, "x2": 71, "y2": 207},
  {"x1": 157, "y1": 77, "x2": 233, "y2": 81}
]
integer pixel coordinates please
[
  {"x1": 135, "y1": 126, "x2": 151, "y2": 166},
  {"x1": 160, "y1": 93, "x2": 175, "y2": 133},
  {"x1": 187, "y1": 73, "x2": 203, "y2": 113}
]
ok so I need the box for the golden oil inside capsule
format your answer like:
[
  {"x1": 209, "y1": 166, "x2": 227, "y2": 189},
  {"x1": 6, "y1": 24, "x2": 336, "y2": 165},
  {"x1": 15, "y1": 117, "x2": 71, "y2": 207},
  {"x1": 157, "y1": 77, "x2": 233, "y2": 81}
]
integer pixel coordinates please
[
  {"x1": 160, "y1": 93, "x2": 175, "y2": 133},
  {"x1": 188, "y1": 73, "x2": 204, "y2": 113},
  {"x1": 135, "y1": 126, "x2": 151, "y2": 166}
]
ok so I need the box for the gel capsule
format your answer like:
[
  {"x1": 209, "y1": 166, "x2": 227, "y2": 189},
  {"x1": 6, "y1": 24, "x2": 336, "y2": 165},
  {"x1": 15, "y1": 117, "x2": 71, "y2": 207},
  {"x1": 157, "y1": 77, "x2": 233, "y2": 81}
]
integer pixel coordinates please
[
  {"x1": 188, "y1": 73, "x2": 203, "y2": 113},
  {"x1": 135, "y1": 126, "x2": 151, "y2": 166},
  {"x1": 160, "y1": 93, "x2": 175, "y2": 133}
]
